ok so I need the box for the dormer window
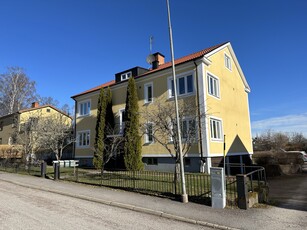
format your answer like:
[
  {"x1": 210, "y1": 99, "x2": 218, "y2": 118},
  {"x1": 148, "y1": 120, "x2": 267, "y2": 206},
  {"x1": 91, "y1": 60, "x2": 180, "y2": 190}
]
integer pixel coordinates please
[{"x1": 121, "y1": 71, "x2": 132, "y2": 81}]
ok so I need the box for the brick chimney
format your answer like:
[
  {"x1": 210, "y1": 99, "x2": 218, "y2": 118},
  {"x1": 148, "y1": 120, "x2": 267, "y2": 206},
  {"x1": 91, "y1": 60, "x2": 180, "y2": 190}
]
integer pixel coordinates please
[
  {"x1": 152, "y1": 52, "x2": 165, "y2": 70},
  {"x1": 32, "y1": 102, "x2": 39, "y2": 108}
]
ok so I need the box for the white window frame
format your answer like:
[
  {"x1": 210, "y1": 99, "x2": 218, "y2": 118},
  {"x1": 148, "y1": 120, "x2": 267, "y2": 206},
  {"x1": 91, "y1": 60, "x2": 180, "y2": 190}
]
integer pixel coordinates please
[
  {"x1": 144, "y1": 82, "x2": 153, "y2": 104},
  {"x1": 224, "y1": 53, "x2": 232, "y2": 71},
  {"x1": 76, "y1": 130, "x2": 90, "y2": 148},
  {"x1": 77, "y1": 100, "x2": 91, "y2": 117},
  {"x1": 119, "y1": 108, "x2": 126, "y2": 134},
  {"x1": 121, "y1": 71, "x2": 132, "y2": 81},
  {"x1": 144, "y1": 122, "x2": 154, "y2": 144},
  {"x1": 207, "y1": 72, "x2": 220, "y2": 99},
  {"x1": 209, "y1": 117, "x2": 223, "y2": 141},
  {"x1": 168, "y1": 72, "x2": 194, "y2": 98},
  {"x1": 181, "y1": 117, "x2": 197, "y2": 140}
]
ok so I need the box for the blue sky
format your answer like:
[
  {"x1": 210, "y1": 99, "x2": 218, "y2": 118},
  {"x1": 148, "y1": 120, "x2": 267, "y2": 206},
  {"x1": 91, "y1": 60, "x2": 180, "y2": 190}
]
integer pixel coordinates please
[{"x1": 0, "y1": 0, "x2": 307, "y2": 136}]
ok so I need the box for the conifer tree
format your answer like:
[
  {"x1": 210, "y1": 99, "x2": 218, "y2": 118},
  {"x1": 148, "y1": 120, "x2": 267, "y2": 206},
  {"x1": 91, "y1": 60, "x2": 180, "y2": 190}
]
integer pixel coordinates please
[
  {"x1": 93, "y1": 87, "x2": 106, "y2": 170},
  {"x1": 123, "y1": 77, "x2": 143, "y2": 171},
  {"x1": 105, "y1": 87, "x2": 115, "y2": 134}
]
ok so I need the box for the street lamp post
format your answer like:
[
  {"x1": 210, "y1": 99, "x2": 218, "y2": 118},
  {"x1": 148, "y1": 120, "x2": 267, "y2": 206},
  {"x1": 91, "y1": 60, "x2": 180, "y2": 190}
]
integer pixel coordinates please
[{"x1": 166, "y1": 0, "x2": 188, "y2": 203}]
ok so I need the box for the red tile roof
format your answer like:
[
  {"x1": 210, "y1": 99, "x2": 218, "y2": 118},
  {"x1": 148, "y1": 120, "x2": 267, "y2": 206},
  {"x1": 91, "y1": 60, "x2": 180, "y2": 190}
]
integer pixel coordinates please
[
  {"x1": 72, "y1": 80, "x2": 116, "y2": 98},
  {"x1": 72, "y1": 42, "x2": 228, "y2": 98},
  {"x1": 18, "y1": 104, "x2": 72, "y2": 118}
]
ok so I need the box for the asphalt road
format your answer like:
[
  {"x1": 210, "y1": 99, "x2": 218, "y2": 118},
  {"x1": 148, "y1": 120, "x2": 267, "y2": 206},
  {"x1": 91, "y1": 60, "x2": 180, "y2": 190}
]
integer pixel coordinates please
[
  {"x1": 268, "y1": 164, "x2": 307, "y2": 211},
  {"x1": 0, "y1": 180, "x2": 210, "y2": 230}
]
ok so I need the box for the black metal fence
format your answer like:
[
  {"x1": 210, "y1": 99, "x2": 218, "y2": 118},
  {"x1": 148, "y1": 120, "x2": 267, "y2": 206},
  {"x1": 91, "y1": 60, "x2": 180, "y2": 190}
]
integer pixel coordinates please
[
  {"x1": 0, "y1": 160, "x2": 244, "y2": 208},
  {"x1": 61, "y1": 168, "x2": 238, "y2": 207},
  {"x1": 0, "y1": 160, "x2": 41, "y2": 177}
]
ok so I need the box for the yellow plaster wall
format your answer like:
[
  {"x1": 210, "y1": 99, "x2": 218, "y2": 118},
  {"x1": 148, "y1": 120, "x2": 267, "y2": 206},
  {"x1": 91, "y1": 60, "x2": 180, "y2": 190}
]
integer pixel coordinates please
[
  {"x1": 0, "y1": 114, "x2": 15, "y2": 145},
  {"x1": 74, "y1": 46, "x2": 252, "y2": 159},
  {"x1": 205, "y1": 47, "x2": 252, "y2": 156}
]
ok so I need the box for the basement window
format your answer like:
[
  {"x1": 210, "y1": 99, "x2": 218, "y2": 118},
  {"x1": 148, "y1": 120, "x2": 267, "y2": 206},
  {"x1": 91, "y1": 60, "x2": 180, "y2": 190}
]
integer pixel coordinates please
[{"x1": 147, "y1": 158, "x2": 158, "y2": 165}]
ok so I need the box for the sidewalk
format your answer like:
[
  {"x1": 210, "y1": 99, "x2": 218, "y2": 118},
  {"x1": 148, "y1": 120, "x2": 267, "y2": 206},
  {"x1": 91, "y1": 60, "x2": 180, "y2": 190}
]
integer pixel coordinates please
[{"x1": 0, "y1": 171, "x2": 306, "y2": 230}]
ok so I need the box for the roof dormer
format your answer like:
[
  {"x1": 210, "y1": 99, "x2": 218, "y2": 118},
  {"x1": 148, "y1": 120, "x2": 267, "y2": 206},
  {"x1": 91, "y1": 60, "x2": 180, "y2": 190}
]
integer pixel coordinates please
[{"x1": 115, "y1": 67, "x2": 148, "y2": 83}]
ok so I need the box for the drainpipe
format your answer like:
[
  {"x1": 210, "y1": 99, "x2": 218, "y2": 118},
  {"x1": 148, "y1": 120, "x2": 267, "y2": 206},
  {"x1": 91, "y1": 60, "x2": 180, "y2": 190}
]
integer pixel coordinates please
[{"x1": 194, "y1": 61, "x2": 204, "y2": 170}]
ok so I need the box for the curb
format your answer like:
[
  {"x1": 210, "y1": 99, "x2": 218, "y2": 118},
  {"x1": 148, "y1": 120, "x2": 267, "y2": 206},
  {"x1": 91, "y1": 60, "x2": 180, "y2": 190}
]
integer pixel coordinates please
[{"x1": 0, "y1": 177, "x2": 239, "y2": 230}]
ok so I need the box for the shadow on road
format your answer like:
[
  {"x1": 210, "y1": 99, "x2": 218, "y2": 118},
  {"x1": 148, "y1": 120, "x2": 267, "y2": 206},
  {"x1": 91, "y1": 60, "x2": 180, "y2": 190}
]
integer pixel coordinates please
[{"x1": 267, "y1": 167, "x2": 307, "y2": 212}]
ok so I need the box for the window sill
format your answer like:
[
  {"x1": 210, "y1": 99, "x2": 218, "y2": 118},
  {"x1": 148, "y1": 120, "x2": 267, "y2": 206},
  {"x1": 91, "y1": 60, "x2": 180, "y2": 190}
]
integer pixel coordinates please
[
  {"x1": 210, "y1": 138, "x2": 223, "y2": 142},
  {"x1": 76, "y1": 114, "x2": 91, "y2": 119},
  {"x1": 167, "y1": 92, "x2": 195, "y2": 101},
  {"x1": 207, "y1": 94, "x2": 221, "y2": 100},
  {"x1": 143, "y1": 142, "x2": 154, "y2": 146},
  {"x1": 76, "y1": 145, "x2": 90, "y2": 149},
  {"x1": 143, "y1": 101, "x2": 153, "y2": 106}
]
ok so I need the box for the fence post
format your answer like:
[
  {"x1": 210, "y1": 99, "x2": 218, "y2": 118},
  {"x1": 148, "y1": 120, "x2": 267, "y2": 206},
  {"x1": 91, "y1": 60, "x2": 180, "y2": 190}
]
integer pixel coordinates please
[
  {"x1": 54, "y1": 162, "x2": 60, "y2": 180},
  {"x1": 236, "y1": 174, "x2": 249, "y2": 209},
  {"x1": 41, "y1": 161, "x2": 47, "y2": 178},
  {"x1": 75, "y1": 167, "x2": 78, "y2": 182}
]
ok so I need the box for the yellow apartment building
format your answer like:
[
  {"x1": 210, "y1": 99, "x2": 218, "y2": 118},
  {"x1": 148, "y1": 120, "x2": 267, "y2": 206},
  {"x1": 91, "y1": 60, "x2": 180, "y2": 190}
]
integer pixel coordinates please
[
  {"x1": 0, "y1": 102, "x2": 72, "y2": 157},
  {"x1": 72, "y1": 42, "x2": 253, "y2": 173}
]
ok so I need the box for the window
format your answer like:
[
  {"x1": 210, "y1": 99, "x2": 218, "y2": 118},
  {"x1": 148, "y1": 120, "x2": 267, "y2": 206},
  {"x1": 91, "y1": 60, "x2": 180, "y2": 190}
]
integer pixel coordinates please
[
  {"x1": 210, "y1": 118, "x2": 223, "y2": 141},
  {"x1": 225, "y1": 53, "x2": 232, "y2": 70},
  {"x1": 46, "y1": 109, "x2": 51, "y2": 113},
  {"x1": 0, "y1": 122, "x2": 3, "y2": 131},
  {"x1": 12, "y1": 117, "x2": 16, "y2": 127},
  {"x1": 145, "y1": 123, "x2": 153, "y2": 143},
  {"x1": 168, "y1": 74, "x2": 194, "y2": 98},
  {"x1": 78, "y1": 100, "x2": 91, "y2": 117},
  {"x1": 207, "y1": 73, "x2": 220, "y2": 98},
  {"x1": 121, "y1": 71, "x2": 132, "y2": 81},
  {"x1": 181, "y1": 118, "x2": 196, "y2": 139},
  {"x1": 184, "y1": 158, "x2": 191, "y2": 166},
  {"x1": 77, "y1": 131, "x2": 90, "y2": 147},
  {"x1": 147, "y1": 158, "x2": 158, "y2": 165},
  {"x1": 0, "y1": 138, "x2": 2, "y2": 144},
  {"x1": 119, "y1": 109, "x2": 126, "y2": 134},
  {"x1": 144, "y1": 83, "x2": 153, "y2": 104}
]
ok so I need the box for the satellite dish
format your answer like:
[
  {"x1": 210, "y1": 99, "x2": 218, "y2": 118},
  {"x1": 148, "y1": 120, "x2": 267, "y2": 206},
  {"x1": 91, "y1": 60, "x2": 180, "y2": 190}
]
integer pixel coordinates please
[{"x1": 146, "y1": 54, "x2": 155, "y2": 64}]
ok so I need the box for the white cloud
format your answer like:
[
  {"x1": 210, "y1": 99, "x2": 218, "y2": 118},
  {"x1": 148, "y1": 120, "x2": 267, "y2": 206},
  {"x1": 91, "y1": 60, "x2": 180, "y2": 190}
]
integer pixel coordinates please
[{"x1": 251, "y1": 113, "x2": 307, "y2": 137}]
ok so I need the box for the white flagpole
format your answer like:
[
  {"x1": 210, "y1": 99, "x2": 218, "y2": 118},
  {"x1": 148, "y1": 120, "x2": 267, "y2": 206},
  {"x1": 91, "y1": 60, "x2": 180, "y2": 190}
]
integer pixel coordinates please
[{"x1": 166, "y1": 0, "x2": 188, "y2": 203}]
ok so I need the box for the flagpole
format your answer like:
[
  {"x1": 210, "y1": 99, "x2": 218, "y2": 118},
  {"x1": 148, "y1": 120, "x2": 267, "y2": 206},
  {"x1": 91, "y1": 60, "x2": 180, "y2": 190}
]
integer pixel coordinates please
[{"x1": 166, "y1": 0, "x2": 188, "y2": 203}]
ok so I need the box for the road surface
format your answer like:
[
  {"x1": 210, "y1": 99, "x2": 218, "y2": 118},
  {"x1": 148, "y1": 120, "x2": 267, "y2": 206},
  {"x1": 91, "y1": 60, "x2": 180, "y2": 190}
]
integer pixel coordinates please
[
  {"x1": 268, "y1": 166, "x2": 307, "y2": 211},
  {"x1": 0, "y1": 180, "x2": 209, "y2": 230}
]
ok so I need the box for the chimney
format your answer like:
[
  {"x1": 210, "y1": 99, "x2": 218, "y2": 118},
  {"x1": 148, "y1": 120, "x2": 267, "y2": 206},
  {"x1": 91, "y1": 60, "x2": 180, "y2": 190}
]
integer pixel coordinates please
[
  {"x1": 32, "y1": 102, "x2": 39, "y2": 108},
  {"x1": 152, "y1": 52, "x2": 165, "y2": 70}
]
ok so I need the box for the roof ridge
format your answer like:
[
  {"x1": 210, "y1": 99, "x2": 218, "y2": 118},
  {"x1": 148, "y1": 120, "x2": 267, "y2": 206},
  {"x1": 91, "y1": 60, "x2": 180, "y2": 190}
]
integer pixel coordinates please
[{"x1": 72, "y1": 42, "x2": 229, "y2": 98}]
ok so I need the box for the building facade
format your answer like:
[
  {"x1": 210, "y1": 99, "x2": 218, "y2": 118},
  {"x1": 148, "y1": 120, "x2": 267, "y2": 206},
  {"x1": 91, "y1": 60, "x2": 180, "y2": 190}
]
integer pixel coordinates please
[
  {"x1": 72, "y1": 42, "x2": 253, "y2": 173},
  {"x1": 0, "y1": 102, "x2": 72, "y2": 157}
]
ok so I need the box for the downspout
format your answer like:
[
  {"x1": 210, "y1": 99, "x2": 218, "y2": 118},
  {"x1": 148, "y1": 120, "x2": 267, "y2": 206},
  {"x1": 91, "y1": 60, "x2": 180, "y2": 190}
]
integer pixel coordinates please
[
  {"x1": 72, "y1": 99, "x2": 77, "y2": 160},
  {"x1": 194, "y1": 61, "x2": 204, "y2": 163}
]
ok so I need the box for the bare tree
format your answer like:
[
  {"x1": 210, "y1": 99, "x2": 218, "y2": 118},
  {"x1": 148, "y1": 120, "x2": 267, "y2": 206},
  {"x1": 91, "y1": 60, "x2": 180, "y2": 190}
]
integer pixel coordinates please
[
  {"x1": 0, "y1": 67, "x2": 37, "y2": 116},
  {"x1": 14, "y1": 115, "x2": 44, "y2": 163},
  {"x1": 38, "y1": 96, "x2": 59, "y2": 107},
  {"x1": 39, "y1": 114, "x2": 74, "y2": 161},
  {"x1": 93, "y1": 124, "x2": 124, "y2": 172},
  {"x1": 253, "y1": 130, "x2": 307, "y2": 152},
  {"x1": 13, "y1": 110, "x2": 73, "y2": 162},
  {"x1": 141, "y1": 97, "x2": 204, "y2": 176}
]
